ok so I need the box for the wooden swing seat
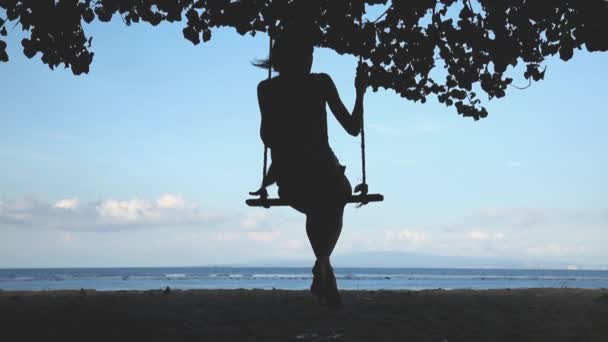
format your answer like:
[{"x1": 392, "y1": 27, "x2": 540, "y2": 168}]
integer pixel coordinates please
[{"x1": 246, "y1": 193, "x2": 384, "y2": 207}]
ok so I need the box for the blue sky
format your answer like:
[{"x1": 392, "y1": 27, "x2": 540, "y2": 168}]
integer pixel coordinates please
[{"x1": 1, "y1": 16, "x2": 607, "y2": 268}]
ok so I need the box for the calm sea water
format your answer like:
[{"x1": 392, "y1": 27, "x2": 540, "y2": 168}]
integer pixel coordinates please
[{"x1": 1, "y1": 267, "x2": 608, "y2": 291}]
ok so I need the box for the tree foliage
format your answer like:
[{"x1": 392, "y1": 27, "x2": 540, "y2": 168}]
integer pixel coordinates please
[{"x1": 1, "y1": 0, "x2": 607, "y2": 119}]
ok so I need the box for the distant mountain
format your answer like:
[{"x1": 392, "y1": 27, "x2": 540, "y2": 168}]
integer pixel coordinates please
[{"x1": 235, "y1": 251, "x2": 607, "y2": 270}]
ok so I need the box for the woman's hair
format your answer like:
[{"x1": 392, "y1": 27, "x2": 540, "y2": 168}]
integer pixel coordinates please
[{"x1": 253, "y1": 26, "x2": 314, "y2": 73}]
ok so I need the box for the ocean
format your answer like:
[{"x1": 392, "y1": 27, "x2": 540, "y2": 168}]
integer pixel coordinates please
[{"x1": 2, "y1": 267, "x2": 608, "y2": 291}]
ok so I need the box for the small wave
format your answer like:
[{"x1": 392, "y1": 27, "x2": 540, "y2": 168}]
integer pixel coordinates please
[
  {"x1": 252, "y1": 274, "x2": 311, "y2": 280},
  {"x1": 165, "y1": 273, "x2": 187, "y2": 279},
  {"x1": 210, "y1": 273, "x2": 231, "y2": 278},
  {"x1": 2, "y1": 269, "x2": 608, "y2": 291}
]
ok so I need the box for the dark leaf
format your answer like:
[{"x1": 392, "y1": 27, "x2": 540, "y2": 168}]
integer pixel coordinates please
[
  {"x1": 186, "y1": 9, "x2": 199, "y2": 24},
  {"x1": 21, "y1": 39, "x2": 36, "y2": 59},
  {"x1": 83, "y1": 8, "x2": 95, "y2": 24},
  {"x1": 202, "y1": 30, "x2": 212, "y2": 42},
  {"x1": 183, "y1": 26, "x2": 200, "y2": 45},
  {"x1": 559, "y1": 45, "x2": 574, "y2": 61},
  {"x1": 0, "y1": 40, "x2": 8, "y2": 62},
  {"x1": 95, "y1": 8, "x2": 113, "y2": 22}
]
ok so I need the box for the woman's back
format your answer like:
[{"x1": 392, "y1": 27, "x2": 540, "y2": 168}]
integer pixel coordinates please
[
  {"x1": 259, "y1": 73, "x2": 328, "y2": 149},
  {"x1": 258, "y1": 73, "x2": 341, "y2": 188}
]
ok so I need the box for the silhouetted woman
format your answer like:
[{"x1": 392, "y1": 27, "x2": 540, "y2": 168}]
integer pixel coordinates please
[{"x1": 254, "y1": 28, "x2": 366, "y2": 308}]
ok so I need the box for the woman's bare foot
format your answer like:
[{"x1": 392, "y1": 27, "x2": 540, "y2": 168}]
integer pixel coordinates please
[
  {"x1": 323, "y1": 266, "x2": 343, "y2": 310},
  {"x1": 314, "y1": 259, "x2": 342, "y2": 310}
]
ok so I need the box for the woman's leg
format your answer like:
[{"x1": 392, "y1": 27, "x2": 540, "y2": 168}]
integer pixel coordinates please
[
  {"x1": 302, "y1": 175, "x2": 351, "y2": 307},
  {"x1": 306, "y1": 212, "x2": 326, "y2": 299},
  {"x1": 325, "y1": 204, "x2": 345, "y2": 257},
  {"x1": 295, "y1": 173, "x2": 351, "y2": 260},
  {"x1": 305, "y1": 205, "x2": 343, "y2": 262},
  {"x1": 304, "y1": 207, "x2": 322, "y2": 256},
  {"x1": 305, "y1": 203, "x2": 346, "y2": 308},
  {"x1": 324, "y1": 175, "x2": 351, "y2": 258}
]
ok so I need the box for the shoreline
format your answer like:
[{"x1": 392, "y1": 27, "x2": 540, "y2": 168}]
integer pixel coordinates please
[
  {"x1": 3, "y1": 267, "x2": 608, "y2": 292},
  {"x1": 2, "y1": 287, "x2": 608, "y2": 293},
  {"x1": 2, "y1": 288, "x2": 607, "y2": 341}
]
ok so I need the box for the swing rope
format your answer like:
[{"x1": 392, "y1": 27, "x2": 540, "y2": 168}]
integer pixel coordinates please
[
  {"x1": 356, "y1": 3, "x2": 393, "y2": 190},
  {"x1": 260, "y1": 34, "x2": 272, "y2": 198},
  {"x1": 352, "y1": 55, "x2": 369, "y2": 209},
  {"x1": 359, "y1": 56, "x2": 367, "y2": 189}
]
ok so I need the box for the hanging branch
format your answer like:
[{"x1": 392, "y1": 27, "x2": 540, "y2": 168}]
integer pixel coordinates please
[{"x1": 0, "y1": 0, "x2": 606, "y2": 119}]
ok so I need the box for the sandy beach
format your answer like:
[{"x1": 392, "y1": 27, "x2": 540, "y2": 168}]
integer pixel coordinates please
[{"x1": 1, "y1": 288, "x2": 607, "y2": 341}]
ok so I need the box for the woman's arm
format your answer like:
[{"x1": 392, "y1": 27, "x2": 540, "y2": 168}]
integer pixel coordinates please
[
  {"x1": 322, "y1": 72, "x2": 366, "y2": 137},
  {"x1": 257, "y1": 80, "x2": 273, "y2": 147},
  {"x1": 254, "y1": 80, "x2": 277, "y2": 189}
]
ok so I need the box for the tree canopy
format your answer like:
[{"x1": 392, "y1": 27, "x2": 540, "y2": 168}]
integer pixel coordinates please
[{"x1": 1, "y1": 0, "x2": 607, "y2": 119}]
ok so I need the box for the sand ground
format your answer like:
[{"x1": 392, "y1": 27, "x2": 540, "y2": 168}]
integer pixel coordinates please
[{"x1": 1, "y1": 288, "x2": 607, "y2": 342}]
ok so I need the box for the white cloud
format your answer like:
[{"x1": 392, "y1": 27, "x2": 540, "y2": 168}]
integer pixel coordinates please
[
  {"x1": 473, "y1": 207, "x2": 547, "y2": 228},
  {"x1": 55, "y1": 198, "x2": 80, "y2": 210},
  {"x1": 0, "y1": 197, "x2": 48, "y2": 223},
  {"x1": 96, "y1": 199, "x2": 152, "y2": 222},
  {"x1": 214, "y1": 232, "x2": 241, "y2": 241},
  {"x1": 95, "y1": 196, "x2": 218, "y2": 226},
  {"x1": 0, "y1": 194, "x2": 224, "y2": 231},
  {"x1": 469, "y1": 230, "x2": 489, "y2": 240},
  {"x1": 385, "y1": 229, "x2": 427, "y2": 243},
  {"x1": 156, "y1": 194, "x2": 186, "y2": 209},
  {"x1": 282, "y1": 239, "x2": 305, "y2": 250},
  {"x1": 241, "y1": 210, "x2": 268, "y2": 229},
  {"x1": 468, "y1": 230, "x2": 505, "y2": 241},
  {"x1": 95, "y1": 195, "x2": 200, "y2": 224},
  {"x1": 247, "y1": 230, "x2": 281, "y2": 242}
]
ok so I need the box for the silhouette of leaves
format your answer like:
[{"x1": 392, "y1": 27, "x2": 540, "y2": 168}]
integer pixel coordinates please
[
  {"x1": 1, "y1": 0, "x2": 607, "y2": 118},
  {"x1": 0, "y1": 39, "x2": 8, "y2": 62}
]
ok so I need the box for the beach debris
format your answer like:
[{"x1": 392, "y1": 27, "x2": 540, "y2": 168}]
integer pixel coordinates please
[
  {"x1": 183, "y1": 321, "x2": 195, "y2": 330},
  {"x1": 291, "y1": 329, "x2": 344, "y2": 342},
  {"x1": 595, "y1": 293, "x2": 608, "y2": 303},
  {"x1": 163, "y1": 286, "x2": 171, "y2": 295}
]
